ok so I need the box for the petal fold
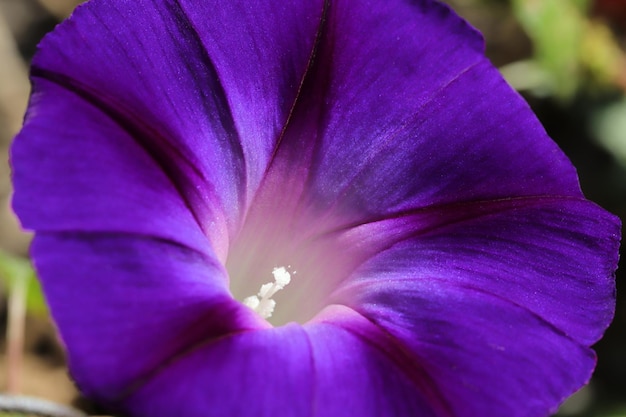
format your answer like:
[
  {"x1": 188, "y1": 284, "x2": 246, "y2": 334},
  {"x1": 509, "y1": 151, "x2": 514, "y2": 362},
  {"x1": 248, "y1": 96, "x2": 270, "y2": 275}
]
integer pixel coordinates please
[
  {"x1": 307, "y1": 306, "x2": 450, "y2": 417},
  {"x1": 124, "y1": 324, "x2": 314, "y2": 417},
  {"x1": 336, "y1": 198, "x2": 619, "y2": 417},
  {"x1": 257, "y1": 0, "x2": 583, "y2": 227},
  {"x1": 12, "y1": 80, "x2": 210, "y2": 253},
  {"x1": 31, "y1": 233, "x2": 265, "y2": 403},
  {"x1": 354, "y1": 282, "x2": 597, "y2": 417},
  {"x1": 16, "y1": 0, "x2": 325, "y2": 243}
]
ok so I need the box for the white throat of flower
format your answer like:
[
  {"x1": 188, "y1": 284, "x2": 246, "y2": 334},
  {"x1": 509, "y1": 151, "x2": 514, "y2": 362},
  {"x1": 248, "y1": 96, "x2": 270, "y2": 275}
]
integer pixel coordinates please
[{"x1": 243, "y1": 266, "x2": 293, "y2": 319}]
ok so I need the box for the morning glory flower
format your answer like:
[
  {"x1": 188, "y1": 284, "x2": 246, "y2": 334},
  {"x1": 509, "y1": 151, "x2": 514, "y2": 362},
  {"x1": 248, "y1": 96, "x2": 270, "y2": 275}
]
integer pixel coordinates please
[{"x1": 10, "y1": 0, "x2": 620, "y2": 416}]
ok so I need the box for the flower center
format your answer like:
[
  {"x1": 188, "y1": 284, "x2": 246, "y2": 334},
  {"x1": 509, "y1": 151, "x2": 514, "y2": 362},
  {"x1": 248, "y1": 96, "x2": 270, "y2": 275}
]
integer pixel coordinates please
[
  {"x1": 224, "y1": 174, "x2": 375, "y2": 326},
  {"x1": 225, "y1": 209, "x2": 379, "y2": 326},
  {"x1": 242, "y1": 266, "x2": 294, "y2": 319},
  {"x1": 225, "y1": 220, "x2": 342, "y2": 326}
]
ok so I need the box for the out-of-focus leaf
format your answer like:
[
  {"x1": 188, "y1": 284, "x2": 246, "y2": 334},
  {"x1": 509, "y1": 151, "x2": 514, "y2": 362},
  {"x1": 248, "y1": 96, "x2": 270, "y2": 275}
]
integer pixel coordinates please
[
  {"x1": 0, "y1": 251, "x2": 48, "y2": 316},
  {"x1": 24, "y1": 273, "x2": 47, "y2": 317},
  {"x1": 511, "y1": 0, "x2": 589, "y2": 99},
  {"x1": 511, "y1": 0, "x2": 626, "y2": 98},
  {"x1": 581, "y1": 20, "x2": 626, "y2": 88},
  {"x1": 556, "y1": 384, "x2": 594, "y2": 416},
  {"x1": 0, "y1": 250, "x2": 32, "y2": 286},
  {"x1": 591, "y1": 98, "x2": 626, "y2": 167},
  {"x1": 598, "y1": 406, "x2": 626, "y2": 417},
  {"x1": 499, "y1": 59, "x2": 553, "y2": 95}
]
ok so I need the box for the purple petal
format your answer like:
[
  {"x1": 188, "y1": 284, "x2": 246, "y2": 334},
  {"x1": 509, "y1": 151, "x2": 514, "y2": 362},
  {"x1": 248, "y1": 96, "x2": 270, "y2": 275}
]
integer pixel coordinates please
[
  {"x1": 11, "y1": 79, "x2": 213, "y2": 253},
  {"x1": 334, "y1": 198, "x2": 619, "y2": 417},
  {"x1": 173, "y1": 0, "x2": 326, "y2": 199},
  {"x1": 123, "y1": 324, "x2": 314, "y2": 417},
  {"x1": 125, "y1": 309, "x2": 448, "y2": 417},
  {"x1": 312, "y1": 60, "x2": 582, "y2": 215},
  {"x1": 255, "y1": 0, "x2": 582, "y2": 225},
  {"x1": 16, "y1": 0, "x2": 325, "y2": 240},
  {"x1": 356, "y1": 283, "x2": 597, "y2": 417},
  {"x1": 31, "y1": 233, "x2": 266, "y2": 403},
  {"x1": 307, "y1": 306, "x2": 450, "y2": 417}
]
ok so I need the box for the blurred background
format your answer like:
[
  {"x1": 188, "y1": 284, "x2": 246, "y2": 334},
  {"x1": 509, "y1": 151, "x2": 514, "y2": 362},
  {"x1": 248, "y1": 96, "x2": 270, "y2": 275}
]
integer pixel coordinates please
[{"x1": 0, "y1": 0, "x2": 624, "y2": 415}]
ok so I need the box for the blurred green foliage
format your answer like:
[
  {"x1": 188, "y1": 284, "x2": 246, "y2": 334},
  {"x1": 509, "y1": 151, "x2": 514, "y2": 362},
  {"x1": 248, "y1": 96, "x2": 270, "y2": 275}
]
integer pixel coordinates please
[
  {"x1": 592, "y1": 97, "x2": 626, "y2": 165},
  {"x1": 0, "y1": 251, "x2": 47, "y2": 317},
  {"x1": 505, "y1": 0, "x2": 626, "y2": 177},
  {"x1": 508, "y1": 0, "x2": 624, "y2": 99},
  {"x1": 512, "y1": 0, "x2": 587, "y2": 97}
]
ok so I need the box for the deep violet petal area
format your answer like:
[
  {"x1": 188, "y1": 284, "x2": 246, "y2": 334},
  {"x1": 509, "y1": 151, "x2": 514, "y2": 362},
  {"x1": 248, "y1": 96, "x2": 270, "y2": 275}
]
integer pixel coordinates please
[{"x1": 331, "y1": 197, "x2": 620, "y2": 417}]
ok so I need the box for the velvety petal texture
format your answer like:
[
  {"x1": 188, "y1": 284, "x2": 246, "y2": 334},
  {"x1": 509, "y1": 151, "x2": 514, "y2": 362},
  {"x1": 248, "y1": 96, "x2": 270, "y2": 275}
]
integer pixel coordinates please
[
  {"x1": 125, "y1": 325, "x2": 315, "y2": 417},
  {"x1": 10, "y1": 0, "x2": 620, "y2": 416},
  {"x1": 335, "y1": 198, "x2": 619, "y2": 417},
  {"x1": 31, "y1": 233, "x2": 265, "y2": 403},
  {"x1": 15, "y1": 0, "x2": 325, "y2": 257},
  {"x1": 12, "y1": 80, "x2": 209, "y2": 253},
  {"x1": 253, "y1": 0, "x2": 582, "y2": 226}
]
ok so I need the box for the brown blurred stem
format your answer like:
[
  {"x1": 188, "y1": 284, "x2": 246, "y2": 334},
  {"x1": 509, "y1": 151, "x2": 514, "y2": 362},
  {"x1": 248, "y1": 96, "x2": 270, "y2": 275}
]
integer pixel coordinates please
[{"x1": 5, "y1": 274, "x2": 27, "y2": 394}]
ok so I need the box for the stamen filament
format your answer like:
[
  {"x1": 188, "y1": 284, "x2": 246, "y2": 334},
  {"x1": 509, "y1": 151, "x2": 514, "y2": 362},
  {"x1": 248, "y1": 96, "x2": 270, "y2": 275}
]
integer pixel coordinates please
[{"x1": 243, "y1": 266, "x2": 292, "y2": 319}]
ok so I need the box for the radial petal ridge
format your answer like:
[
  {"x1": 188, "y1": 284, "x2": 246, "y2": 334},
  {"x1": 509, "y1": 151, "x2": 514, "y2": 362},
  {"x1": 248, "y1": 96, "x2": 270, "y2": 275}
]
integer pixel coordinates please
[
  {"x1": 31, "y1": 232, "x2": 266, "y2": 404},
  {"x1": 122, "y1": 324, "x2": 315, "y2": 417},
  {"x1": 332, "y1": 198, "x2": 619, "y2": 417}
]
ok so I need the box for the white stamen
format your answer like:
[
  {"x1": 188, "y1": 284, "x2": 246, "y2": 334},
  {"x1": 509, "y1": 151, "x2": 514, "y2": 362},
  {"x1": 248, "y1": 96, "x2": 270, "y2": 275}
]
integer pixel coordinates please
[
  {"x1": 272, "y1": 266, "x2": 291, "y2": 287},
  {"x1": 243, "y1": 295, "x2": 260, "y2": 310},
  {"x1": 243, "y1": 266, "x2": 293, "y2": 319},
  {"x1": 258, "y1": 282, "x2": 275, "y2": 298},
  {"x1": 256, "y1": 298, "x2": 276, "y2": 318}
]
